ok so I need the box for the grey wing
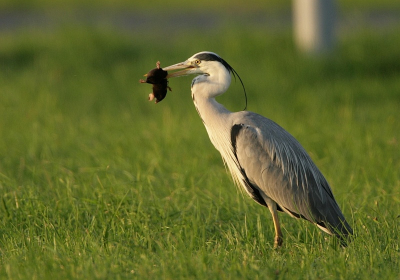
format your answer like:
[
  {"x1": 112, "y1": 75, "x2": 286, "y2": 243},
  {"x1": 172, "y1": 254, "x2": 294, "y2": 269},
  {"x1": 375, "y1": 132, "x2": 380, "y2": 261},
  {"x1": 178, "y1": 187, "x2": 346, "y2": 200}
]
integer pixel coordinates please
[{"x1": 231, "y1": 117, "x2": 352, "y2": 236}]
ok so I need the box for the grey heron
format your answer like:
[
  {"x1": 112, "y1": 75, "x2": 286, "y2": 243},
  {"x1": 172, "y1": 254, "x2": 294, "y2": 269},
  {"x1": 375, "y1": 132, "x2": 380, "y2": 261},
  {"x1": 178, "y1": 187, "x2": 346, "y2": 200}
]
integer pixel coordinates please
[{"x1": 162, "y1": 51, "x2": 353, "y2": 247}]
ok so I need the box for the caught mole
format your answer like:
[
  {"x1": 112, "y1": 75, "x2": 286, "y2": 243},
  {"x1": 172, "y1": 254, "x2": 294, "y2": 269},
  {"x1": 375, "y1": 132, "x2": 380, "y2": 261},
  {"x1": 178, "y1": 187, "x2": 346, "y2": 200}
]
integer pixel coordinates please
[{"x1": 139, "y1": 61, "x2": 171, "y2": 103}]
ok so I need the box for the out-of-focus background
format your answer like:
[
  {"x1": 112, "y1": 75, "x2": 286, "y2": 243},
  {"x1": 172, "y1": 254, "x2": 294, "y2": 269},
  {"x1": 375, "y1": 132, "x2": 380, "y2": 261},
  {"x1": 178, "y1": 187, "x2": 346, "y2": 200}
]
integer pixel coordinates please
[{"x1": 1, "y1": 1, "x2": 399, "y2": 279}]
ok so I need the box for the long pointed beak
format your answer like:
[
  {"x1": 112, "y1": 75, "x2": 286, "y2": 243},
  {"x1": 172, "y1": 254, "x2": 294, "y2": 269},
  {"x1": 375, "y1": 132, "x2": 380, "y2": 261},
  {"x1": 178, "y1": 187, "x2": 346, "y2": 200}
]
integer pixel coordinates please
[{"x1": 163, "y1": 61, "x2": 196, "y2": 78}]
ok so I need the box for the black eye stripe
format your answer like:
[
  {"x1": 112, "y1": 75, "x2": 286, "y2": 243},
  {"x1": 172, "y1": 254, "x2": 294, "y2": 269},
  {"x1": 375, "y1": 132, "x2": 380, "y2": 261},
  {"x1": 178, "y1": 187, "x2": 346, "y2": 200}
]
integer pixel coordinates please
[{"x1": 194, "y1": 53, "x2": 234, "y2": 74}]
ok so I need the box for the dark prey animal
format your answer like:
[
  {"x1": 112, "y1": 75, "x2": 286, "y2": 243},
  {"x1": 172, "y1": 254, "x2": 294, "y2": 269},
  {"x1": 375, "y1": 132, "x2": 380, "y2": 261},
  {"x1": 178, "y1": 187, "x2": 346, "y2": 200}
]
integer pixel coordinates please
[{"x1": 139, "y1": 61, "x2": 171, "y2": 103}]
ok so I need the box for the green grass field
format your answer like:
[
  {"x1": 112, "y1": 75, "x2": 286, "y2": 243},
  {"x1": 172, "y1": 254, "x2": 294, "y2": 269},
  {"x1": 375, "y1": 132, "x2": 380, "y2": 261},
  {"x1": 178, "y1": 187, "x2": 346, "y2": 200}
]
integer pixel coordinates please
[{"x1": 0, "y1": 10, "x2": 400, "y2": 280}]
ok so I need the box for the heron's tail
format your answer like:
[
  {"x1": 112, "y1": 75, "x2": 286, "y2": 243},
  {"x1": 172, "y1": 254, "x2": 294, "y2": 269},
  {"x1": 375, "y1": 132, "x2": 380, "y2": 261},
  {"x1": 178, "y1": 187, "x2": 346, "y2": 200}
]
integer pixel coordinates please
[
  {"x1": 320, "y1": 198, "x2": 353, "y2": 246},
  {"x1": 332, "y1": 219, "x2": 353, "y2": 246}
]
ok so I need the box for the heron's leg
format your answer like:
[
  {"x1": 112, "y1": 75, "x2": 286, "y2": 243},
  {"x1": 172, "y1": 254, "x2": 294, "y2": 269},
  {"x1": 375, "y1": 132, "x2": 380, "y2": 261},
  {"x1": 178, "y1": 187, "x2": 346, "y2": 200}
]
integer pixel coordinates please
[
  {"x1": 269, "y1": 203, "x2": 283, "y2": 248},
  {"x1": 261, "y1": 195, "x2": 283, "y2": 248}
]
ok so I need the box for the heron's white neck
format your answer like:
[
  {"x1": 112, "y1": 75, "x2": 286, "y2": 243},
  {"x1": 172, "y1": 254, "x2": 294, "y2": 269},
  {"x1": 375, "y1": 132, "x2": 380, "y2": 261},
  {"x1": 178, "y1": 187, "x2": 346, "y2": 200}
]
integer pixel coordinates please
[
  {"x1": 190, "y1": 63, "x2": 231, "y2": 118},
  {"x1": 191, "y1": 76, "x2": 246, "y2": 193},
  {"x1": 190, "y1": 64, "x2": 234, "y2": 152},
  {"x1": 191, "y1": 69, "x2": 231, "y2": 122},
  {"x1": 192, "y1": 91, "x2": 232, "y2": 155}
]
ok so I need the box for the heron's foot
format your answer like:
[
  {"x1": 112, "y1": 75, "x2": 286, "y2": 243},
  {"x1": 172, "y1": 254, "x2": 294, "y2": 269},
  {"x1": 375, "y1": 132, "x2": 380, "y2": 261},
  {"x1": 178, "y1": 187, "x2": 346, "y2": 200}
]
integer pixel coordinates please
[
  {"x1": 273, "y1": 236, "x2": 283, "y2": 248},
  {"x1": 156, "y1": 61, "x2": 161, "y2": 69},
  {"x1": 139, "y1": 79, "x2": 146, "y2": 83}
]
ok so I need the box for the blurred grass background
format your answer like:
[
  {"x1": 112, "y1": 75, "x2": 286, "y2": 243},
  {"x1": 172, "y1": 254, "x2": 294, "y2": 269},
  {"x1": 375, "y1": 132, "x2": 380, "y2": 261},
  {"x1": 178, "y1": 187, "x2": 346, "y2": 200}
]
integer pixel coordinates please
[
  {"x1": 0, "y1": 1, "x2": 399, "y2": 279},
  {"x1": 1, "y1": 0, "x2": 400, "y2": 10}
]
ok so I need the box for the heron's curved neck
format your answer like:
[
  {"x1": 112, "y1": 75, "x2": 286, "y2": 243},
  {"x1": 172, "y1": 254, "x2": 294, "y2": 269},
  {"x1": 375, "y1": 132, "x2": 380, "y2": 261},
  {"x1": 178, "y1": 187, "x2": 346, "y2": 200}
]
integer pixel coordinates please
[
  {"x1": 192, "y1": 93, "x2": 233, "y2": 154},
  {"x1": 191, "y1": 69, "x2": 231, "y2": 119},
  {"x1": 193, "y1": 95, "x2": 230, "y2": 124},
  {"x1": 191, "y1": 68, "x2": 233, "y2": 151}
]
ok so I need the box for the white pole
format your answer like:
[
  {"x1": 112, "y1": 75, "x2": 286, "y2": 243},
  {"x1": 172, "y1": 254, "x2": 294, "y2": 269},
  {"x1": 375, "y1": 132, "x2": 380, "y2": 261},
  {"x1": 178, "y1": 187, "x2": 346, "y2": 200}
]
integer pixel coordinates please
[{"x1": 293, "y1": 0, "x2": 336, "y2": 54}]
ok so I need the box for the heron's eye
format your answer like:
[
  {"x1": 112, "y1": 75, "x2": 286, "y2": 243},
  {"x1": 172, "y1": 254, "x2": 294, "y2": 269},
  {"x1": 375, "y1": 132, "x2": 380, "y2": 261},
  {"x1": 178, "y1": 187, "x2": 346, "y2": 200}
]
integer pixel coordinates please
[{"x1": 195, "y1": 59, "x2": 201, "y2": 65}]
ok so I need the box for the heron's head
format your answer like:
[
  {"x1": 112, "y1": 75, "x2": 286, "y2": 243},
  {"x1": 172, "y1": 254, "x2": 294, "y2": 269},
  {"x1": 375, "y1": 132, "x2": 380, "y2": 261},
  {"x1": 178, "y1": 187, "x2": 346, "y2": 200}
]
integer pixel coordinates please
[
  {"x1": 163, "y1": 52, "x2": 232, "y2": 78},
  {"x1": 163, "y1": 51, "x2": 245, "y2": 99}
]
